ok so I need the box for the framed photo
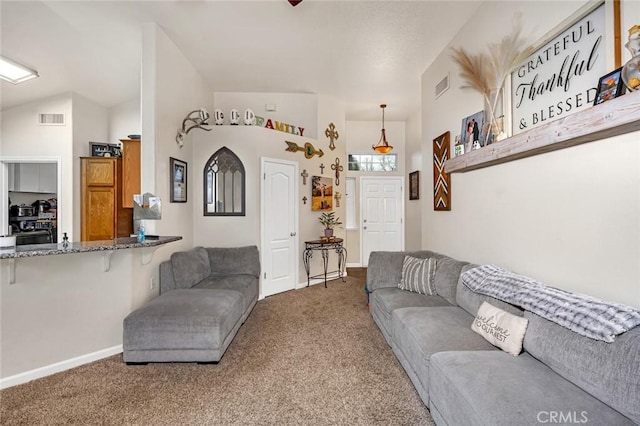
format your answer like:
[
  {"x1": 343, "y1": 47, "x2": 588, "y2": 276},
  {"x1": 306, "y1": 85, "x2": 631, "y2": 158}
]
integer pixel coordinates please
[
  {"x1": 460, "y1": 111, "x2": 485, "y2": 152},
  {"x1": 89, "y1": 142, "x2": 121, "y2": 157},
  {"x1": 311, "y1": 176, "x2": 333, "y2": 211},
  {"x1": 594, "y1": 67, "x2": 625, "y2": 105},
  {"x1": 170, "y1": 157, "x2": 187, "y2": 203},
  {"x1": 409, "y1": 171, "x2": 420, "y2": 200}
]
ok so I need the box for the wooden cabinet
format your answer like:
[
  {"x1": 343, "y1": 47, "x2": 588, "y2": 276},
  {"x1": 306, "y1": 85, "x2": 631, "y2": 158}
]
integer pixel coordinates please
[
  {"x1": 120, "y1": 139, "x2": 141, "y2": 208},
  {"x1": 8, "y1": 163, "x2": 58, "y2": 193},
  {"x1": 81, "y1": 157, "x2": 133, "y2": 241}
]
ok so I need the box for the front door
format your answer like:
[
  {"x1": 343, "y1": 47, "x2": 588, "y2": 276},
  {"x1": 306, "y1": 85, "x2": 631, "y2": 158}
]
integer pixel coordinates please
[
  {"x1": 360, "y1": 177, "x2": 404, "y2": 266},
  {"x1": 261, "y1": 158, "x2": 298, "y2": 297}
]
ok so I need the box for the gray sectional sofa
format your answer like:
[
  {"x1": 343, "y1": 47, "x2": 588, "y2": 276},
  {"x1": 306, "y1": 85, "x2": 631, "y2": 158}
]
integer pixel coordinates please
[
  {"x1": 367, "y1": 250, "x2": 640, "y2": 425},
  {"x1": 123, "y1": 246, "x2": 259, "y2": 363}
]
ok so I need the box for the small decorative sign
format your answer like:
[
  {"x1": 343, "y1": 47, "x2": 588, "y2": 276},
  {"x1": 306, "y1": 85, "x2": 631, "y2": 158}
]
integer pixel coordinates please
[
  {"x1": 89, "y1": 142, "x2": 121, "y2": 157},
  {"x1": 511, "y1": 3, "x2": 607, "y2": 134}
]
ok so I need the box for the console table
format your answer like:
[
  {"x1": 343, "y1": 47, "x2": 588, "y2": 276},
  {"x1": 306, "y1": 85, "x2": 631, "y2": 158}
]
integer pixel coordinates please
[{"x1": 303, "y1": 238, "x2": 347, "y2": 287}]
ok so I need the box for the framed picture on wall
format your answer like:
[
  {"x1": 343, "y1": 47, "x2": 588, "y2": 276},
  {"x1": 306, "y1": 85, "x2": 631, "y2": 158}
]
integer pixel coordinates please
[
  {"x1": 311, "y1": 176, "x2": 333, "y2": 211},
  {"x1": 409, "y1": 171, "x2": 420, "y2": 200},
  {"x1": 170, "y1": 157, "x2": 187, "y2": 203}
]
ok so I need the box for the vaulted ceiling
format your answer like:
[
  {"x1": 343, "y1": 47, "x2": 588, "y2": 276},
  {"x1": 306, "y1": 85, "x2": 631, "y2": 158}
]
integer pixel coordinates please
[{"x1": 0, "y1": 1, "x2": 481, "y2": 120}]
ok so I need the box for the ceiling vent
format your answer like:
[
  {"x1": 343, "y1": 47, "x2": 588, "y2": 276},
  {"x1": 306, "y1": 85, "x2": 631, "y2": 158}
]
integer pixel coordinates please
[
  {"x1": 38, "y1": 113, "x2": 65, "y2": 125},
  {"x1": 435, "y1": 74, "x2": 449, "y2": 99}
]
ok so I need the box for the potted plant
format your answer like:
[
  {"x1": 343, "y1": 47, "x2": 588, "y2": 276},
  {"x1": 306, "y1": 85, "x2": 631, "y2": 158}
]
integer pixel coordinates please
[{"x1": 319, "y1": 211, "x2": 342, "y2": 238}]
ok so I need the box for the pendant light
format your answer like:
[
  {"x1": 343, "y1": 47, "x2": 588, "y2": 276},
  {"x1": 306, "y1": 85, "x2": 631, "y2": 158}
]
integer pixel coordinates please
[{"x1": 372, "y1": 104, "x2": 393, "y2": 154}]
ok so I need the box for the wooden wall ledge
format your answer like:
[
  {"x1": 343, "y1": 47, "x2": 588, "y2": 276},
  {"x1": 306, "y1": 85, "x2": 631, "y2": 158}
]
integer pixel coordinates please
[{"x1": 445, "y1": 90, "x2": 640, "y2": 173}]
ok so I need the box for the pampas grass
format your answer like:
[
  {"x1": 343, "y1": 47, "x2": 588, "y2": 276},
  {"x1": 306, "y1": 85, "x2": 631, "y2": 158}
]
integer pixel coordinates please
[{"x1": 452, "y1": 17, "x2": 532, "y2": 144}]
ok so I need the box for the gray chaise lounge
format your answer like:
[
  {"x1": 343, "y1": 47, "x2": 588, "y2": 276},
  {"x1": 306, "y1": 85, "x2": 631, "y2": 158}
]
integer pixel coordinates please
[{"x1": 123, "y1": 246, "x2": 260, "y2": 363}]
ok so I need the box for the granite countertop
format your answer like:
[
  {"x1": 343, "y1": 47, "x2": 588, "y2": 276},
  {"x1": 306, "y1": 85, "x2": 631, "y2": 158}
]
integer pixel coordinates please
[{"x1": 0, "y1": 236, "x2": 182, "y2": 260}]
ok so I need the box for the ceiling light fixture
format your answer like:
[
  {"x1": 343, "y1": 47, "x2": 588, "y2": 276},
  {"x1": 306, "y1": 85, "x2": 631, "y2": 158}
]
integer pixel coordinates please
[
  {"x1": 0, "y1": 56, "x2": 39, "y2": 84},
  {"x1": 372, "y1": 104, "x2": 393, "y2": 154},
  {"x1": 176, "y1": 108, "x2": 212, "y2": 147}
]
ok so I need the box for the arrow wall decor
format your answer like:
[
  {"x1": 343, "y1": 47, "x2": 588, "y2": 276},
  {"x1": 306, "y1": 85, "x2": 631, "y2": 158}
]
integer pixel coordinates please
[
  {"x1": 285, "y1": 141, "x2": 324, "y2": 159},
  {"x1": 433, "y1": 131, "x2": 451, "y2": 211}
]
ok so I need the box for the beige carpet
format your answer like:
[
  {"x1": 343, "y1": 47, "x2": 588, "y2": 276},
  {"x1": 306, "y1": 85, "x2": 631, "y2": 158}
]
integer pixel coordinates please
[{"x1": 0, "y1": 269, "x2": 434, "y2": 425}]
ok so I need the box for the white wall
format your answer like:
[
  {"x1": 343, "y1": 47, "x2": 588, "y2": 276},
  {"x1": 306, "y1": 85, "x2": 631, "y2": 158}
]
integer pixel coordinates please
[
  {"x1": 405, "y1": 109, "x2": 422, "y2": 251},
  {"x1": 192, "y1": 93, "x2": 346, "y2": 288},
  {"x1": 421, "y1": 0, "x2": 640, "y2": 307},
  {"x1": 345, "y1": 120, "x2": 406, "y2": 264},
  {"x1": 1, "y1": 93, "x2": 74, "y2": 239},
  {"x1": 214, "y1": 92, "x2": 318, "y2": 139},
  {"x1": 109, "y1": 98, "x2": 140, "y2": 144}
]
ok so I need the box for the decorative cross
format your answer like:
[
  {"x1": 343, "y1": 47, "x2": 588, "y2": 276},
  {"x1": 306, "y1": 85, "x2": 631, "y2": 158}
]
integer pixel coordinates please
[
  {"x1": 301, "y1": 169, "x2": 309, "y2": 185},
  {"x1": 324, "y1": 122, "x2": 339, "y2": 151},
  {"x1": 334, "y1": 191, "x2": 342, "y2": 208},
  {"x1": 331, "y1": 157, "x2": 344, "y2": 186},
  {"x1": 302, "y1": 196, "x2": 308, "y2": 205},
  {"x1": 319, "y1": 163, "x2": 325, "y2": 174}
]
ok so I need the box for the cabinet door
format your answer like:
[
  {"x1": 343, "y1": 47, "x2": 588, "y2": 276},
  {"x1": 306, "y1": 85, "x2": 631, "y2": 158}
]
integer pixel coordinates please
[
  {"x1": 82, "y1": 186, "x2": 115, "y2": 241},
  {"x1": 7, "y1": 163, "x2": 15, "y2": 191},
  {"x1": 84, "y1": 158, "x2": 115, "y2": 186},
  {"x1": 39, "y1": 163, "x2": 57, "y2": 193},
  {"x1": 121, "y1": 139, "x2": 140, "y2": 208},
  {"x1": 17, "y1": 163, "x2": 40, "y2": 192}
]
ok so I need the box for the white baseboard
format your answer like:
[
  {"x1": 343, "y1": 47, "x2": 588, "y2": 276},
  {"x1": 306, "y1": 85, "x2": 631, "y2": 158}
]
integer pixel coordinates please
[
  {"x1": 0, "y1": 345, "x2": 123, "y2": 389},
  {"x1": 346, "y1": 262, "x2": 362, "y2": 268}
]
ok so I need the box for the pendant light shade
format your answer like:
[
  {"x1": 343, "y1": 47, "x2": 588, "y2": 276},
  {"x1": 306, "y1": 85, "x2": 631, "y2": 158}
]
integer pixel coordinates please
[{"x1": 372, "y1": 104, "x2": 393, "y2": 154}]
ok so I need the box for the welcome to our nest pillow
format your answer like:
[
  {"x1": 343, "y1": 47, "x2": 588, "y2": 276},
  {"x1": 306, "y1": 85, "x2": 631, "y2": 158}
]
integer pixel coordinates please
[
  {"x1": 471, "y1": 302, "x2": 529, "y2": 356},
  {"x1": 398, "y1": 256, "x2": 437, "y2": 295}
]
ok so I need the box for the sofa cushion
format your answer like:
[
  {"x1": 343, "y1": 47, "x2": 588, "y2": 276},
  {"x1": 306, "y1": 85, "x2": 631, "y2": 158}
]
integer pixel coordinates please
[
  {"x1": 170, "y1": 247, "x2": 211, "y2": 289},
  {"x1": 398, "y1": 256, "x2": 437, "y2": 295},
  {"x1": 372, "y1": 287, "x2": 451, "y2": 325},
  {"x1": 195, "y1": 274, "x2": 258, "y2": 313},
  {"x1": 433, "y1": 256, "x2": 467, "y2": 306},
  {"x1": 524, "y1": 312, "x2": 640, "y2": 422},
  {"x1": 206, "y1": 246, "x2": 260, "y2": 277},
  {"x1": 456, "y1": 264, "x2": 523, "y2": 317},
  {"x1": 366, "y1": 250, "x2": 445, "y2": 292},
  {"x1": 429, "y1": 350, "x2": 635, "y2": 426},
  {"x1": 391, "y1": 307, "x2": 497, "y2": 401},
  {"x1": 471, "y1": 302, "x2": 529, "y2": 356}
]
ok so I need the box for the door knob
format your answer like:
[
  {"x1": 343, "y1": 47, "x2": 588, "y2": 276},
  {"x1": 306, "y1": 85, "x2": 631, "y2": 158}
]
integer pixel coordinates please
[{"x1": 290, "y1": 232, "x2": 296, "y2": 236}]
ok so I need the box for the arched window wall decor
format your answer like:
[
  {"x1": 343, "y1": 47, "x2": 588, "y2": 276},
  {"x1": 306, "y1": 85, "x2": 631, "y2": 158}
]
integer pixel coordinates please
[{"x1": 203, "y1": 147, "x2": 246, "y2": 216}]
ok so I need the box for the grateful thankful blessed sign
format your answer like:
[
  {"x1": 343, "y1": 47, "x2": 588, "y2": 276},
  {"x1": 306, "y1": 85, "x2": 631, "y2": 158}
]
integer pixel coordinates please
[{"x1": 511, "y1": 4, "x2": 606, "y2": 135}]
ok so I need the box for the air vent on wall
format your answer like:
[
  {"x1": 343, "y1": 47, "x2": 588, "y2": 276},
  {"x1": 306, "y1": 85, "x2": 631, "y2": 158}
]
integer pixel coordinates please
[
  {"x1": 435, "y1": 74, "x2": 449, "y2": 99},
  {"x1": 38, "y1": 113, "x2": 65, "y2": 125}
]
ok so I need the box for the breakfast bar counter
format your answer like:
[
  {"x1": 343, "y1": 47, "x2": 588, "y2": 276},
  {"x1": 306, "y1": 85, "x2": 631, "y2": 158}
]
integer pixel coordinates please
[{"x1": 0, "y1": 236, "x2": 182, "y2": 259}]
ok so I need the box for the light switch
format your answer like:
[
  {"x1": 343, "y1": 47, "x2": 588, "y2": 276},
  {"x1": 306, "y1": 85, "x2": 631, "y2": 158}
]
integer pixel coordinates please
[{"x1": 265, "y1": 104, "x2": 276, "y2": 112}]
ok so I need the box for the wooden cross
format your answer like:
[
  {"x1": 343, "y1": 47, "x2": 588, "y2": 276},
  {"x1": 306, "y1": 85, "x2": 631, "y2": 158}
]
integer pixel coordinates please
[
  {"x1": 331, "y1": 157, "x2": 344, "y2": 186},
  {"x1": 319, "y1": 163, "x2": 325, "y2": 174},
  {"x1": 301, "y1": 169, "x2": 309, "y2": 185},
  {"x1": 302, "y1": 196, "x2": 308, "y2": 205},
  {"x1": 324, "y1": 122, "x2": 339, "y2": 151},
  {"x1": 334, "y1": 191, "x2": 341, "y2": 207}
]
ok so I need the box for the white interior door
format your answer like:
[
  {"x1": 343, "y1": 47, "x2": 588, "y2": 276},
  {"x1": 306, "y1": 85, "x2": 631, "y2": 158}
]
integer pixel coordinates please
[
  {"x1": 360, "y1": 177, "x2": 404, "y2": 266},
  {"x1": 261, "y1": 158, "x2": 298, "y2": 297}
]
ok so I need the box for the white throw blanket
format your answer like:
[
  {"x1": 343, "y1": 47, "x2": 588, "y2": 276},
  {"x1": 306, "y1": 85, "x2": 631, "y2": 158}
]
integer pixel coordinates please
[{"x1": 461, "y1": 265, "x2": 640, "y2": 343}]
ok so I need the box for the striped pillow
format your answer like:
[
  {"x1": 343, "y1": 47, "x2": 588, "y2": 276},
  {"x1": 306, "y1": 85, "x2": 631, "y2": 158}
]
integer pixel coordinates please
[{"x1": 398, "y1": 256, "x2": 437, "y2": 295}]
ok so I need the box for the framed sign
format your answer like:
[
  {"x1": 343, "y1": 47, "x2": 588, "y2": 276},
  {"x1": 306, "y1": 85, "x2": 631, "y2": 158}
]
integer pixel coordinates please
[
  {"x1": 510, "y1": 1, "x2": 618, "y2": 135},
  {"x1": 170, "y1": 157, "x2": 187, "y2": 203},
  {"x1": 89, "y1": 142, "x2": 121, "y2": 157},
  {"x1": 409, "y1": 171, "x2": 420, "y2": 200}
]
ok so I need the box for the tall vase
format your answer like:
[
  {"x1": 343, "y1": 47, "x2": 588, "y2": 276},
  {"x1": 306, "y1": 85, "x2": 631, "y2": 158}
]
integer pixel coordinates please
[
  {"x1": 622, "y1": 25, "x2": 640, "y2": 91},
  {"x1": 484, "y1": 88, "x2": 505, "y2": 146}
]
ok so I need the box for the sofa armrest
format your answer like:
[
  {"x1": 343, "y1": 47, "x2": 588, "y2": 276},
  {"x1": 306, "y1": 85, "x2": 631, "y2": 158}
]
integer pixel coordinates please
[
  {"x1": 159, "y1": 260, "x2": 177, "y2": 294},
  {"x1": 205, "y1": 246, "x2": 260, "y2": 277},
  {"x1": 367, "y1": 250, "x2": 440, "y2": 292}
]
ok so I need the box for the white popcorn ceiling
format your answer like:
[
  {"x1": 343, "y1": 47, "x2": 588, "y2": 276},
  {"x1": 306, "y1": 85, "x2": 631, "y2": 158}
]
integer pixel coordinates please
[{"x1": 0, "y1": 0, "x2": 481, "y2": 120}]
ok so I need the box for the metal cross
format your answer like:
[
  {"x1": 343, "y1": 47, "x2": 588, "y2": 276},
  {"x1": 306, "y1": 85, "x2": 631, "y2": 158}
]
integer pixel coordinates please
[
  {"x1": 324, "y1": 122, "x2": 339, "y2": 151},
  {"x1": 334, "y1": 191, "x2": 342, "y2": 207},
  {"x1": 331, "y1": 158, "x2": 344, "y2": 186},
  {"x1": 301, "y1": 169, "x2": 309, "y2": 185},
  {"x1": 319, "y1": 163, "x2": 325, "y2": 174},
  {"x1": 302, "y1": 196, "x2": 308, "y2": 205}
]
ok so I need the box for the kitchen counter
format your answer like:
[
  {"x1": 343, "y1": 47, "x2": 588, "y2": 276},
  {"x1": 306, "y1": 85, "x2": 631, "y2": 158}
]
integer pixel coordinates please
[{"x1": 0, "y1": 236, "x2": 182, "y2": 259}]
